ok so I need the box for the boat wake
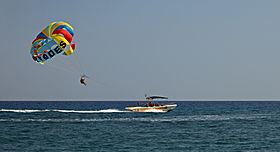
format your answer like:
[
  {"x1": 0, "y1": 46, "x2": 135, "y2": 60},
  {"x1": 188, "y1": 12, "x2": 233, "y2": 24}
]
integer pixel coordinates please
[
  {"x1": 52, "y1": 109, "x2": 130, "y2": 113},
  {"x1": 0, "y1": 109, "x2": 130, "y2": 113},
  {"x1": 0, "y1": 109, "x2": 51, "y2": 113},
  {"x1": 0, "y1": 108, "x2": 172, "y2": 113}
]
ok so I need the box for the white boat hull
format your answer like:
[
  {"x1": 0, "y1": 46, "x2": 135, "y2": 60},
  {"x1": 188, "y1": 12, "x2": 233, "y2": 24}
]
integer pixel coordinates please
[{"x1": 125, "y1": 104, "x2": 177, "y2": 112}]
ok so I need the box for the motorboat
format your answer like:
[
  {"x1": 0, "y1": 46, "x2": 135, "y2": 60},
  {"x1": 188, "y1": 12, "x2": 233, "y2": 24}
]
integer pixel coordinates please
[{"x1": 125, "y1": 95, "x2": 177, "y2": 112}]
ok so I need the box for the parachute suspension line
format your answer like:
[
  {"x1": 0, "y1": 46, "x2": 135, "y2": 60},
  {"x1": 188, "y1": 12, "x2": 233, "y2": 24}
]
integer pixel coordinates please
[
  {"x1": 40, "y1": 63, "x2": 53, "y2": 74},
  {"x1": 73, "y1": 48, "x2": 106, "y2": 87},
  {"x1": 70, "y1": 46, "x2": 95, "y2": 81},
  {"x1": 58, "y1": 55, "x2": 81, "y2": 75},
  {"x1": 44, "y1": 55, "x2": 80, "y2": 75},
  {"x1": 70, "y1": 49, "x2": 103, "y2": 86},
  {"x1": 74, "y1": 49, "x2": 86, "y2": 75},
  {"x1": 57, "y1": 47, "x2": 85, "y2": 77},
  {"x1": 43, "y1": 62, "x2": 80, "y2": 75}
]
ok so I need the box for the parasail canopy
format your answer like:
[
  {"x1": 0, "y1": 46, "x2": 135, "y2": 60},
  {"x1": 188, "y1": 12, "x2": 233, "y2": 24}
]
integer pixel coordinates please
[{"x1": 30, "y1": 21, "x2": 76, "y2": 64}]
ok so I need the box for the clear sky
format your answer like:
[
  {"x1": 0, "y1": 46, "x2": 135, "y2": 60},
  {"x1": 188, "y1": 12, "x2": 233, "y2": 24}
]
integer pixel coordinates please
[{"x1": 1, "y1": 0, "x2": 280, "y2": 100}]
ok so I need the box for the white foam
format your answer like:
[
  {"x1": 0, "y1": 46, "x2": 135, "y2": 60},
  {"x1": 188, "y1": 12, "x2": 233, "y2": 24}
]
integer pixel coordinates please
[
  {"x1": 0, "y1": 108, "x2": 130, "y2": 113},
  {"x1": 0, "y1": 109, "x2": 50, "y2": 113},
  {"x1": 98, "y1": 109, "x2": 129, "y2": 113},
  {"x1": 52, "y1": 109, "x2": 130, "y2": 113}
]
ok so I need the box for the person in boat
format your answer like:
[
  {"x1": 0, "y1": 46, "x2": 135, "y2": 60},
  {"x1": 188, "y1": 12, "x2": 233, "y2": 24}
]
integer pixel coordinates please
[
  {"x1": 80, "y1": 75, "x2": 87, "y2": 86},
  {"x1": 147, "y1": 102, "x2": 154, "y2": 107}
]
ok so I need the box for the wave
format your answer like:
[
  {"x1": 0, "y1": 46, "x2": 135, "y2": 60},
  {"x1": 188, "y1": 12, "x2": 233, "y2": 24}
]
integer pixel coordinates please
[
  {"x1": 167, "y1": 114, "x2": 270, "y2": 122},
  {"x1": 0, "y1": 109, "x2": 129, "y2": 113},
  {"x1": 0, "y1": 114, "x2": 271, "y2": 122}
]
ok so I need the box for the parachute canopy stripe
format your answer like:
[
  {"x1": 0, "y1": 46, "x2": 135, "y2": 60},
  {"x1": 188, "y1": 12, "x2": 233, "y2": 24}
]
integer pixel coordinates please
[
  {"x1": 53, "y1": 29, "x2": 73, "y2": 43},
  {"x1": 32, "y1": 37, "x2": 44, "y2": 44},
  {"x1": 50, "y1": 22, "x2": 74, "y2": 35},
  {"x1": 55, "y1": 25, "x2": 74, "y2": 36},
  {"x1": 71, "y1": 43, "x2": 76, "y2": 50},
  {"x1": 48, "y1": 22, "x2": 56, "y2": 35},
  {"x1": 36, "y1": 32, "x2": 48, "y2": 39}
]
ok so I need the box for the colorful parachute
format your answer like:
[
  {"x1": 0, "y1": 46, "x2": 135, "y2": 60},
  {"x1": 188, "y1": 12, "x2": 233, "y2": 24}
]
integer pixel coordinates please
[{"x1": 30, "y1": 21, "x2": 76, "y2": 64}]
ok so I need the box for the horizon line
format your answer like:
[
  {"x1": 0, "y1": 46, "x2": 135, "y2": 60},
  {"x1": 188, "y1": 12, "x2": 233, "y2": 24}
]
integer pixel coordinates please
[{"x1": 1, "y1": 98, "x2": 280, "y2": 101}]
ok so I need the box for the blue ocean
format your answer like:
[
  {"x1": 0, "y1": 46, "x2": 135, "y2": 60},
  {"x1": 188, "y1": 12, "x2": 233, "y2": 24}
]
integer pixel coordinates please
[{"x1": 0, "y1": 101, "x2": 280, "y2": 151}]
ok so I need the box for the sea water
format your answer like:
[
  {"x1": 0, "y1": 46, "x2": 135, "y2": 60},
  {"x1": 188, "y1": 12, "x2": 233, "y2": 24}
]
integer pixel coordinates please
[{"x1": 0, "y1": 101, "x2": 280, "y2": 151}]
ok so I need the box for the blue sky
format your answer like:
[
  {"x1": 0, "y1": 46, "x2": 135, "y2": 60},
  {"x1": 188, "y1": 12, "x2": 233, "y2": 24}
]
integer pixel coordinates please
[{"x1": 1, "y1": 0, "x2": 280, "y2": 100}]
